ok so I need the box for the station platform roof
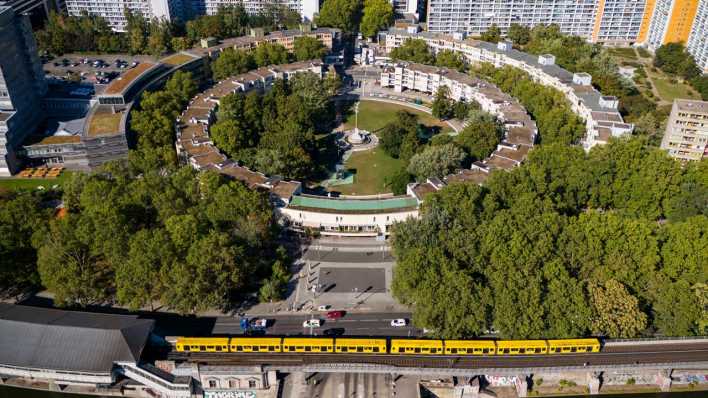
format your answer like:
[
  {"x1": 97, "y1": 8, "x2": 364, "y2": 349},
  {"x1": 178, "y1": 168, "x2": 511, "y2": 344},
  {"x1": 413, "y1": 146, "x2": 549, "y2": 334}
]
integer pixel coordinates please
[{"x1": 0, "y1": 304, "x2": 154, "y2": 374}]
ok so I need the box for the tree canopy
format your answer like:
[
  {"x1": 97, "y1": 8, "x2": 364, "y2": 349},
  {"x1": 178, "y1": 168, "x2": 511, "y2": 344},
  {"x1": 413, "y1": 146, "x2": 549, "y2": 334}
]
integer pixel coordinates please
[
  {"x1": 391, "y1": 139, "x2": 708, "y2": 339},
  {"x1": 359, "y1": 0, "x2": 394, "y2": 38},
  {"x1": 316, "y1": 0, "x2": 362, "y2": 32}
]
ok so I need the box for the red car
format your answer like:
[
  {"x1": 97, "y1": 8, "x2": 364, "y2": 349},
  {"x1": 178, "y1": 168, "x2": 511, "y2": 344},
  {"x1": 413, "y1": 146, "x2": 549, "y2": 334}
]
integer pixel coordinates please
[{"x1": 326, "y1": 310, "x2": 345, "y2": 320}]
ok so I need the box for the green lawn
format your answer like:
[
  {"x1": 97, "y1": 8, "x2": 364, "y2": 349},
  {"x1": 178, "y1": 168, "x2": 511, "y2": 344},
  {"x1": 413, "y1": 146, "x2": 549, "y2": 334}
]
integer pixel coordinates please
[
  {"x1": 0, "y1": 172, "x2": 73, "y2": 193},
  {"x1": 607, "y1": 47, "x2": 638, "y2": 60},
  {"x1": 650, "y1": 76, "x2": 700, "y2": 102},
  {"x1": 332, "y1": 149, "x2": 405, "y2": 195},
  {"x1": 343, "y1": 100, "x2": 453, "y2": 134}
]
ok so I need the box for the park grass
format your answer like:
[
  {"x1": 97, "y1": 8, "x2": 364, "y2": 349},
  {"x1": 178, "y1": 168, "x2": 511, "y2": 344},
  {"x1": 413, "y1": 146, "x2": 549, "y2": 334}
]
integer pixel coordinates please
[
  {"x1": 650, "y1": 76, "x2": 700, "y2": 102},
  {"x1": 0, "y1": 171, "x2": 73, "y2": 193},
  {"x1": 162, "y1": 53, "x2": 196, "y2": 66},
  {"x1": 343, "y1": 100, "x2": 453, "y2": 134},
  {"x1": 606, "y1": 47, "x2": 638, "y2": 60},
  {"x1": 332, "y1": 149, "x2": 405, "y2": 196}
]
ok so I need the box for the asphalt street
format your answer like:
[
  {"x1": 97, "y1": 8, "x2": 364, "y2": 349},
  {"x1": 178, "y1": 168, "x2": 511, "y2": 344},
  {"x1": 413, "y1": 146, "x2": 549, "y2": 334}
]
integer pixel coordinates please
[
  {"x1": 211, "y1": 312, "x2": 422, "y2": 337},
  {"x1": 304, "y1": 248, "x2": 394, "y2": 263}
]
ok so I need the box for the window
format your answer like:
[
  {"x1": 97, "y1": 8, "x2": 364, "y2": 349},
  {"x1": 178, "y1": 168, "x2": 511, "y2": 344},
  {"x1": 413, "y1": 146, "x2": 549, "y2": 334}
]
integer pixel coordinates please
[
  {"x1": 398, "y1": 348, "x2": 405, "y2": 353},
  {"x1": 357, "y1": 347, "x2": 363, "y2": 352},
  {"x1": 208, "y1": 379, "x2": 218, "y2": 388},
  {"x1": 269, "y1": 346, "x2": 275, "y2": 352},
  {"x1": 373, "y1": 347, "x2": 379, "y2": 352},
  {"x1": 200, "y1": 345, "x2": 206, "y2": 351},
  {"x1": 248, "y1": 380, "x2": 257, "y2": 388},
  {"x1": 341, "y1": 347, "x2": 348, "y2": 352},
  {"x1": 236, "y1": 345, "x2": 243, "y2": 351},
  {"x1": 305, "y1": 346, "x2": 311, "y2": 352},
  {"x1": 215, "y1": 346, "x2": 222, "y2": 351},
  {"x1": 414, "y1": 348, "x2": 421, "y2": 353},
  {"x1": 183, "y1": 346, "x2": 191, "y2": 351},
  {"x1": 253, "y1": 346, "x2": 259, "y2": 351},
  {"x1": 228, "y1": 379, "x2": 239, "y2": 388},
  {"x1": 535, "y1": 348, "x2": 542, "y2": 353}
]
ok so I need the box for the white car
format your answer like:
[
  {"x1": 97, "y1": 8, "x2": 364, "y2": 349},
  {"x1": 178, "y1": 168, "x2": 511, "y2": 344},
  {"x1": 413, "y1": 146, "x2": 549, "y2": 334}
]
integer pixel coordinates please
[
  {"x1": 303, "y1": 319, "x2": 322, "y2": 328},
  {"x1": 317, "y1": 305, "x2": 331, "y2": 311},
  {"x1": 390, "y1": 318, "x2": 407, "y2": 327}
]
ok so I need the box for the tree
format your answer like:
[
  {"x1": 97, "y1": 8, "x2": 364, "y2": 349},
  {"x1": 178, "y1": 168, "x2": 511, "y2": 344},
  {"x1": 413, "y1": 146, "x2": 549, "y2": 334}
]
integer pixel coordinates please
[
  {"x1": 147, "y1": 19, "x2": 171, "y2": 56},
  {"x1": 293, "y1": 36, "x2": 327, "y2": 61},
  {"x1": 431, "y1": 86, "x2": 454, "y2": 120},
  {"x1": 0, "y1": 193, "x2": 48, "y2": 290},
  {"x1": 507, "y1": 24, "x2": 531, "y2": 45},
  {"x1": 389, "y1": 38, "x2": 435, "y2": 64},
  {"x1": 37, "y1": 216, "x2": 112, "y2": 306},
  {"x1": 379, "y1": 110, "x2": 419, "y2": 158},
  {"x1": 126, "y1": 11, "x2": 148, "y2": 54},
  {"x1": 589, "y1": 279, "x2": 647, "y2": 338},
  {"x1": 480, "y1": 24, "x2": 501, "y2": 43},
  {"x1": 316, "y1": 0, "x2": 362, "y2": 32},
  {"x1": 259, "y1": 253, "x2": 290, "y2": 302},
  {"x1": 454, "y1": 110, "x2": 503, "y2": 160},
  {"x1": 212, "y1": 48, "x2": 256, "y2": 80},
  {"x1": 359, "y1": 0, "x2": 394, "y2": 38},
  {"x1": 407, "y1": 144, "x2": 466, "y2": 181},
  {"x1": 384, "y1": 167, "x2": 412, "y2": 195},
  {"x1": 254, "y1": 43, "x2": 290, "y2": 67},
  {"x1": 435, "y1": 49, "x2": 466, "y2": 71}
]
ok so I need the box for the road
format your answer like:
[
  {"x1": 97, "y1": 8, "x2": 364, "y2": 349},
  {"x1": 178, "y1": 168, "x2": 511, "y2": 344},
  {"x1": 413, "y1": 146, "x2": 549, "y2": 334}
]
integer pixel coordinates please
[
  {"x1": 304, "y1": 248, "x2": 394, "y2": 263},
  {"x1": 211, "y1": 312, "x2": 422, "y2": 337}
]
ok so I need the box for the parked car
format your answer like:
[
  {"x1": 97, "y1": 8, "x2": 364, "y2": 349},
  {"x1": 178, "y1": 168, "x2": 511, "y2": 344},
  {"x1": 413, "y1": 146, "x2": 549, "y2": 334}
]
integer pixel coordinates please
[
  {"x1": 317, "y1": 305, "x2": 331, "y2": 311},
  {"x1": 390, "y1": 318, "x2": 407, "y2": 327},
  {"x1": 303, "y1": 319, "x2": 322, "y2": 328},
  {"x1": 323, "y1": 328, "x2": 345, "y2": 336},
  {"x1": 326, "y1": 310, "x2": 345, "y2": 320},
  {"x1": 250, "y1": 318, "x2": 268, "y2": 328}
]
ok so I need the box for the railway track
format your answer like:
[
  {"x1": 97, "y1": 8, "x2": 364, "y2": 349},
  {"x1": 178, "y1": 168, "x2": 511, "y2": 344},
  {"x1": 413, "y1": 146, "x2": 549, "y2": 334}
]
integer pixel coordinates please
[{"x1": 168, "y1": 344, "x2": 708, "y2": 369}]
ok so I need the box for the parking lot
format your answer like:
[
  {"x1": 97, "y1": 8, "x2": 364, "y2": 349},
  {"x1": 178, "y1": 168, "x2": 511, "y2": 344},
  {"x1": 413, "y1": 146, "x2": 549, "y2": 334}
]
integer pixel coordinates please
[
  {"x1": 318, "y1": 267, "x2": 386, "y2": 293},
  {"x1": 42, "y1": 53, "x2": 156, "y2": 84}
]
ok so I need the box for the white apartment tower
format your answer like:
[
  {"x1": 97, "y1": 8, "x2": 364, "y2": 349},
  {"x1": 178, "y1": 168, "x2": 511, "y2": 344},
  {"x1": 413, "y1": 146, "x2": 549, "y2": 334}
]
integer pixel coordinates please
[
  {"x1": 661, "y1": 99, "x2": 708, "y2": 161},
  {"x1": 195, "y1": 0, "x2": 319, "y2": 21},
  {"x1": 686, "y1": 0, "x2": 708, "y2": 72},
  {"x1": 64, "y1": 0, "x2": 183, "y2": 30}
]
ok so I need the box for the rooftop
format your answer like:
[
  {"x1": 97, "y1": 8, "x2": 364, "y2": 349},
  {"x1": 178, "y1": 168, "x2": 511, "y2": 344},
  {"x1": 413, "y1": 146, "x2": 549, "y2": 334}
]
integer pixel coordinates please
[
  {"x1": 289, "y1": 195, "x2": 418, "y2": 212},
  {"x1": 162, "y1": 53, "x2": 199, "y2": 66},
  {"x1": 0, "y1": 304, "x2": 154, "y2": 374},
  {"x1": 104, "y1": 63, "x2": 156, "y2": 95},
  {"x1": 87, "y1": 106, "x2": 123, "y2": 137},
  {"x1": 675, "y1": 98, "x2": 708, "y2": 114}
]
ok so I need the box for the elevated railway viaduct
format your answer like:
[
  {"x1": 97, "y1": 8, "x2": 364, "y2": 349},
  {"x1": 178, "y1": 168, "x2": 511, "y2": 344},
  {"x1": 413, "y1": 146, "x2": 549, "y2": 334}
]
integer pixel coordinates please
[{"x1": 167, "y1": 339, "x2": 708, "y2": 397}]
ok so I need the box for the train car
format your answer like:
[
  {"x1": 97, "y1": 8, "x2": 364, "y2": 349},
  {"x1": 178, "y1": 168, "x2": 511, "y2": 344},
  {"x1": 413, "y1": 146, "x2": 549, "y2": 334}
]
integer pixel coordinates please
[
  {"x1": 334, "y1": 338, "x2": 387, "y2": 354},
  {"x1": 282, "y1": 337, "x2": 335, "y2": 353},
  {"x1": 443, "y1": 340, "x2": 496, "y2": 355},
  {"x1": 229, "y1": 337, "x2": 283, "y2": 353},
  {"x1": 496, "y1": 340, "x2": 548, "y2": 355},
  {"x1": 175, "y1": 337, "x2": 230, "y2": 352},
  {"x1": 390, "y1": 339, "x2": 444, "y2": 355},
  {"x1": 547, "y1": 338, "x2": 600, "y2": 354}
]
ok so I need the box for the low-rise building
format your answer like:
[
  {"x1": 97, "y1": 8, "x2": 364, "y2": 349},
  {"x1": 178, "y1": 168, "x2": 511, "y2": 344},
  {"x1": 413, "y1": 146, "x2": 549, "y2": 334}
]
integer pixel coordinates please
[
  {"x1": 380, "y1": 28, "x2": 634, "y2": 151},
  {"x1": 661, "y1": 99, "x2": 708, "y2": 161}
]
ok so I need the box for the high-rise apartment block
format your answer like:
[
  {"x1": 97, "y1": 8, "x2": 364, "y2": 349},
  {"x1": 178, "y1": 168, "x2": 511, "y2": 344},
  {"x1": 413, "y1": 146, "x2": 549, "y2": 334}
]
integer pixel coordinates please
[
  {"x1": 426, "y1": 0, "x2": 639, "y2": 43},
  {"x1": 391, "y1": 0, "x2": 421, "y2": 16},
  {"x1": 661, "y1": 99, "x2": 708, "y2": 161},
  {"x1": 64, "y1": 0, "x2": 183, "y2": 31},
  {"x1": 0, "y1": 6, "x2": 47, "y2": 176},
  {"x1": 65, "y1": 0, "x2": 320, "y2": 31},
  {"x1": 425, "y1": 0, "x2": 708, "y2": 71}
]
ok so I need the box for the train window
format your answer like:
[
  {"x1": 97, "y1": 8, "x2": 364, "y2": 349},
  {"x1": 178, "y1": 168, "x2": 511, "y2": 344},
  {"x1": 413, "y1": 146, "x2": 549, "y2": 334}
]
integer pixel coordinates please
[
  {"x1": 269, "y1": 346, "x2": 276, "y2": 352},
  {"x1": 373, "y1": 347, "x2": 379, "y2": 353},
  {"x1": 414, "y1": 348, "x2": 421, "y2": 353},
  {"x1": 183, "y1": 346, "x2": 190, "y2": 351},
  {"x1": 305, "y1": 347, "x2": 311, "y2": 352},
  {"x1": 253, "y1": 346, "x2": 260, "y2": 352},
  {"x1": 341, "y1": 347, "x2": 348, "y2": 352},
  {"x1": 571, "y1": 347, "x2": 577, "y2": 352},
  {"x1": 236, "y1": 345, "x2": 243, "y2": 351},
  {"x1": 587, "y1": 346, "x2": 593, "y2": 351},
  {"x1": 483, "y1": 348, "x2": 489, "y2": 354},
  {"x1": 357, "y1": 347, "x2": 363, "y2": 352},
  {"x1": 502, "y1": 349, "x2": 509, "y2": 354},
  {"x1": 216, "y1": 346, "x2": 222, "y2": 352},
  {"x1": 519, "y1": 348, "x2": 525, "y2": 354},
  {"x1": 398, "y1": 348, "x2": 404, "y2": 353},
  {"x1": 200, "y1": 346, "x2": 206, "y2": 351},
  {"x1": 535, "y1": 348, "x2": 542, "y2": 353},
  {"x1": 207, "y1": 346, "x2": 214, "y2": 350},
  {"x1": 288, "y1": 346, "x2": 295, "y2": 352},
  {"x1": 450, "y1": 348, "x2": 457, "y2": 354},
  {"x1": 260, "y1": 346, "x2": 268, "y2": 350}
]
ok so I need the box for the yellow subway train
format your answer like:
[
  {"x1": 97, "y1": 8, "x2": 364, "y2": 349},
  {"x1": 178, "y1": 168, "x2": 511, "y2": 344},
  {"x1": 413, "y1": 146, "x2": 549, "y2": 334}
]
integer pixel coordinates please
[{"x1": 175, "y1": 337, "x2": 601, "y2": 355}]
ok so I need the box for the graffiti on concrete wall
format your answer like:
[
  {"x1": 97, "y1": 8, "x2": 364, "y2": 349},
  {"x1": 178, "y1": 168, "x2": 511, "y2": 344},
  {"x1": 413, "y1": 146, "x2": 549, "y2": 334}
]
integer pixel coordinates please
[
  {"x1": 204, "y1": 391, "x2": 256, "y2": 398},
  {"x1": 484, "y1": 375, "x2": 518, "y2": 386},
  {"x1": 674, "y1": 374, "x2": 708, "y2": 384}
]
